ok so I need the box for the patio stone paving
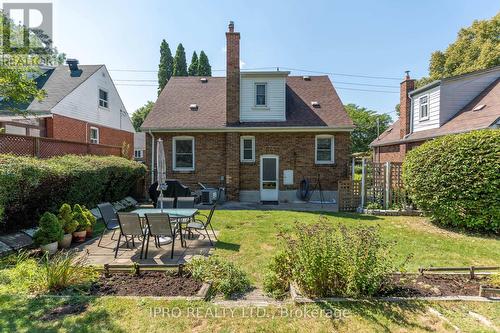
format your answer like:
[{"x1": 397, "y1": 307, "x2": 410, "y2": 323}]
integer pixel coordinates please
[{"x1": 74, "y1": 229, "x2": 217, "y2": 266}]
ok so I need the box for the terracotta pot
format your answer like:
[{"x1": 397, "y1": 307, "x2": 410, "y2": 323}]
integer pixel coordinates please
[
  {"x1": 40, "y1": 241, "x2": 58, "y2": 255},
  {"x1": 58, "y1": 233, "x2": 72, "y2": 249},
  {"x1": 72, "y1": 230, "x2": 87, "y2": 243},
  {"x1": 86, "y1": 227, "x2": 93, "y2": 238}
]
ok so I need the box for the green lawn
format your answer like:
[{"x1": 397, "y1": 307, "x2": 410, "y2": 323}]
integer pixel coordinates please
[
  {"x1": 209, "y1": 210, "x2": 500, "y2": 285},
  {"x1": 1, "y1": 210, "x2": 499, "y2": 332}
]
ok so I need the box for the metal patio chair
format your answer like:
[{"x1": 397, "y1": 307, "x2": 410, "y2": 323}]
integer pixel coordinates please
[
  {"x1": 157, "y1": 197, "x2": 175, "y2": 209},
  {"x1": 97, "y1": 202, "x2": 120, "y2": 247},
  {"x1": 115, "y1": 212, "x2": 146, "y2": 259},
  {"x1": 187, "y1": 203, "x2": 218, "y2": 245},
  {"x1": 144, "y1": 213, "x2": 178, "y2": 259}
]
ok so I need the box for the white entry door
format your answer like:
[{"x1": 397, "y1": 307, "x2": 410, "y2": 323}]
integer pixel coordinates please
[{"x1": 260, "y1": 155, "x2": 279, "y2": 201}]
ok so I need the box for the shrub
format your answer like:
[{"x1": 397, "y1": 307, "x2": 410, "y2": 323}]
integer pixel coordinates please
[
  {"x1": 32, "y1": 212, "x2": 64, "y2": 246},
  {"x1": 58, "y1": 203, "x2": 78, "y2": 234},
  {"x1": 264, "y1": 222, "x2": 404, "y2": 298},
  {"x1": 185, "y1": 255, "x2": 250, "y2": 298},
  {"x1": 72, "y1": 204, "x2": 90, "y2": 232},
  {"x1": 0, "y1": 251, "x2": 98, "y2": 294},
  {"x1": 403, "y1": 130, "x2": 500, "y2": 233},
  {"x1": 0, "y1": 154, "x2": 146, "y2": 232}
]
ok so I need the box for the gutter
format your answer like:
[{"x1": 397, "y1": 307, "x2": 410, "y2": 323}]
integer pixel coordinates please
[{"x1": 139, "y1": 126, "x2": 355, "y2": 133}]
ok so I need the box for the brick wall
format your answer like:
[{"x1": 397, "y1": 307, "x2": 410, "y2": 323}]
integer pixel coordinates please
[
  {"x1": 146, "y1": 131, "x2": 351, "y2": 199},
  {"x1": 225, "y1": 22, "x2": 240, "y2": 125},
  {"x1": 374, "y1": 140, "x2": 424, "y2": 163},
  {"x1": 47, "y1": 114, "x2": 133, "y2": 156}
]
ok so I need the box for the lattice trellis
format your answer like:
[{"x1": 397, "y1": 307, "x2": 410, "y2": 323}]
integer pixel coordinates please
[
  {"x1": 338, "y1": 180, "x2": 361, "y2": 212},
  {"x1": 0, "y1": 134, "x2": 35, "y2": 156}
]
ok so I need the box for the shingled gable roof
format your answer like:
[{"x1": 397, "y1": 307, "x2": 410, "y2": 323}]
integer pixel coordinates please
[
  {"x1": 141, "y1": 75, "x2": 354, "y2": 131},
  {"x1": 371, "y1": 78, "x2": 500, "y2": 147}
]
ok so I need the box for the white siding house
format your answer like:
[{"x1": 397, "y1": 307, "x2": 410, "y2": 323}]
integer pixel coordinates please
[
  {"x1": 411, "y1": 85, "x2": 440, "y2": 133},
  {"x1": 239, "y1": 71, "x2": 288, "y2": 122}
]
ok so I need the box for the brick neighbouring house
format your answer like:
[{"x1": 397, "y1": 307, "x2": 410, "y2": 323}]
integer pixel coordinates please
[
  {"x1": 371, "y1": 66, "x2": 500, "y2": 163},
  {"x1": 141, "y1": 22, "x2": 354, "y2": 203},
  {"x1": 0, "y1": 60, "x2": 135, "y2": 153}
]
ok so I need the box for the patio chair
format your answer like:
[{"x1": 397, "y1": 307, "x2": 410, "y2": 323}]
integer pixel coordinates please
[
  {"x1": 115, "y1": 212, "x2": 146, "y2": 259},
  {"x1": 144, "y1": 213, "x2": 178, "y2": 259},
  {"x1": 187, "y1": 203, "x2": 218, "y2": 245},
  {"x1": 176, "y1": 196, "x2": 195, "y2": 208},
  {"x1": 97, "y1": 202, "x2": 120, "y2": 247},
  {"x1": 157, "y1": 197, "x2": 175, "y2": 209}
]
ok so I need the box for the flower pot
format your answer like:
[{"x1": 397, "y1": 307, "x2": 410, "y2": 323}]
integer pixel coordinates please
[
  {"x1": 40, "y1": 241, "x2": 58, "y2": 255},
  {"x1": 58, "y1": 233, "x2": 73, "y2": 249},
  {"x1": 72, "y1": 230, "x2": 87, "y2": 243},
  {"x1": 86, "y1": 227, "x2": 93, "y2": 238}
]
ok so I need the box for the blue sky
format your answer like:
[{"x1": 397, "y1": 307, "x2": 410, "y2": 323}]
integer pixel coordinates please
[{"x1": 6, "y1": 0, "x2": 499, "y2": 119}]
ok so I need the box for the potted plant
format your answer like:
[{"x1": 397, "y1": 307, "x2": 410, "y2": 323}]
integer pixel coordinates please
[
  {"x1": 33, "y1": 212, "x2": 64, "y2": 255},
  {"x1": 72, "y1": 204, "x2": 90, "y2": 242},
  {"x1": 82, "y1": 206, "x2": 96, "y2": 238},
  {"x1": 58, "y1": 203, "x2": 78, "y2": 248}
]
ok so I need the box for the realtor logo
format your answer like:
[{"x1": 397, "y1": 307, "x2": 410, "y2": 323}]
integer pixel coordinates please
[{"x1": 2, "y1": 2, "x2": 53, "y2": 53}]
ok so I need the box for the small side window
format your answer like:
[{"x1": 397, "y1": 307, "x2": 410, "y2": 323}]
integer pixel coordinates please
[
  {"x1": 419, "y1": 95, "x2": 429, "y2": 120},
  {"x1": 99, "y1": 89, "x2": 109, "y2": 108},
  {"x1": 90, "y1": 127, "x2": 99, "y2": 144},
  {"x1": 255, "y1": 83, "x2": 267, "y2": 107},
  {"x1": 240, "y1": 136, "x2": 255, "y2": 162}
]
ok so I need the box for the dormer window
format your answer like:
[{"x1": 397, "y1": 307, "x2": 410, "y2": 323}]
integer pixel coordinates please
[
  {"x1": 419, "y1": 95, "x2": 429, "y2": 120},
  {"x1": 255, "y1": 83, "x2": 267, "y2": 107}
]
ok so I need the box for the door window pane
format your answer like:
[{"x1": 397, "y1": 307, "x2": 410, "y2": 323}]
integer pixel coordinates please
[{"x1": 262, "y1": 158, "x2": 277, "y2": 181}]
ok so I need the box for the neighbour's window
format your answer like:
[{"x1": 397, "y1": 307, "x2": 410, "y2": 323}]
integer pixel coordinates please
[
  {"x1": 255, "y1": 83, "x2": 267, "y2": 106},
  {"x1": 240, "y1": 136, "x2": 255, "y2": 162},
  {"x1": 419, "y1": 95, "x2": 429, "y2": 120},
  {"x1": 90, "y1": 127, "x2": 99, "y2": 144},
  {"x1": 134, "y1": 150, "x2": 143, "y2": 159},
  {"x1": 315, "y1": 135, "x2": 334, "y2": 164},
  {"x1": 99, "y1": 89, "x2": 109, "y2": 108},
  {"x1": 173, "y1": 137, "x2": 195, "y2": 171}
]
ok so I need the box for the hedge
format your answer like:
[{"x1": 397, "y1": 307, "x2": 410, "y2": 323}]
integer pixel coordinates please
[
  {"x1": 403, "y1": 129, "x2": 500, "y2": 233},
  {"x1": 0, "y1": 154, "x2": 147, "y2": 232}
]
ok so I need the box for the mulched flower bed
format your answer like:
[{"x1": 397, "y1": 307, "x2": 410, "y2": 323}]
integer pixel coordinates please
[
  {"x1": 379, "y1": 274, "x2": 488, "y2": 297},
  {"x1": 90, "y1": 271, "x2": 203, "y2": 297}
]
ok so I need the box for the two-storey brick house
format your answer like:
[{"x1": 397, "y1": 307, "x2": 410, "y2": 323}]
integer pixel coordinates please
[{"x1": 141, "y1": 22, "x2": 354, "y2": 202}]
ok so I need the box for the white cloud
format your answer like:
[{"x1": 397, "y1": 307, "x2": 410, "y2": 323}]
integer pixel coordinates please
[{"x1": 240, "y1": 60, "x2": 246, "y2": 69}]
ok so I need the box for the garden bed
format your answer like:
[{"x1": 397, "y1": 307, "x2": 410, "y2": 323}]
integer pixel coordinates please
[
  {"x1": 90, "y1": 271, "x2": 206, "y2": 298},
  {"x1": 291, "y1": 274, "x2": 496, "y2": 303}
]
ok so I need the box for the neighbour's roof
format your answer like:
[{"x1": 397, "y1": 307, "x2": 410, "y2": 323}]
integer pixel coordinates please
[
  {"x1": 141, "y1": 75, "x2": 353, "y2": 130},
  {"x1": 28, "y1": 65, "x2": 103, "y2": 112},
  {"x1": 371, "y1": 79, "x2": 500, "y2": 147}
]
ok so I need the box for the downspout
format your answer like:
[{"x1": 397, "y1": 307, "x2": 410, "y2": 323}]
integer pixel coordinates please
[{"x1": 149, "y1": 130, "x2": 155, "y2": 185}]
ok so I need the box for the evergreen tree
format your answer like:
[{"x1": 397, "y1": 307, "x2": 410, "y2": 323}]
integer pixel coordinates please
[
  {"x1": 188, "y1": 51, "x2": 199, "y2": 76},
  {"x1": 172, "y1": 43, "x2": 188, "y2": 76},
  {"x1": 197, "y1": 51, "x2": 212, "y2": 76},
  {"x1": 158, "y1": 39, "x2": 173, "y2": 93}
]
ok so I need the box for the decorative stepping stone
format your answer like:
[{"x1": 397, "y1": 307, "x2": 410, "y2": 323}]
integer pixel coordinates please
[
  {"x1": 0, "y1": 232, "x2": 33, "y2": 250},
  {"x1": 21, "y1": 228, "x2": 38, "y2": 238}
]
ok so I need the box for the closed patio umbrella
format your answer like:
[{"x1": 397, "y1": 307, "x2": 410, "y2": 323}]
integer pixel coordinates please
[{"x1": 156, "y1": 139, "x2": 167, "y2": 212}]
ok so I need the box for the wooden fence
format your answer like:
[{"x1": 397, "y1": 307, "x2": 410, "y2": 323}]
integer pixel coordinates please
[{"x1": 0, "y1": 133, "x2": 123, "y2": 158}]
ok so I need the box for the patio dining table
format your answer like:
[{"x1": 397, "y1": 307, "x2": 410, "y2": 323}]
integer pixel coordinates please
[{"x1": 130, "y1": 208, "x2": 198, "y2": 247}]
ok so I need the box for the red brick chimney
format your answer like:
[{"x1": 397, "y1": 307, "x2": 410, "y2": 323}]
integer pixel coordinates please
[
  {"x1": 400, "y1": 71, "x2": 415, "y2": 139},
  {"x1": 226, "y1": 21, "x2": 240, "y2": 125}
]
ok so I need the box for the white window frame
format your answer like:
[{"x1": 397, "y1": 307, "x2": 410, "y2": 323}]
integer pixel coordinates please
[
  {"x1": 98, "y1": 88, "x2": 109, "y2": 109},
  {"x1": 315, "y1": 135, "x2": 335, "y2": 164},
  {"x1": 254, "y1": 82, "x2": 267, "y2": 107},
  {"x1": 90, "y1": 126, "x2": 99, "y2": 144},
  {"x1": 419, "y1": 94, "x2": 429, "y2": 121},
  {"x1": 240, "y1": 136, "x2": 255, "y2": 163},
  {"x1": 172, "y1": 136, "x2": 195, "y2": 171}
]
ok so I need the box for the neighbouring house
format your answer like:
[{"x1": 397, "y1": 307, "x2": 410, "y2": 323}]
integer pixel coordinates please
[
  {"x1": 0, "y1": 59, "x2": 135, "y2": 152},
  {"x1": 371, "y1": 66, "x2": 500, "y2": 163},
  {"x1": 134, "y1": 132, "x2": 146, "y2": 162},
  {"x1": 141, "y1": 22, "x2": 354, "y2": 203}
]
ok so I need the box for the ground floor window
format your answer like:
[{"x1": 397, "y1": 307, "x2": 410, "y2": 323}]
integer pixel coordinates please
[
  {"x1": 240, "y1": 136, "x2": 255, "y2": 162},
  {"x1": 173, "y1": 136, "x2": 195, "y2": 171},
  {"x1": 134, "y1": 149, "x2": 144, "y2": 159},
  {"x1": 90, "y1": 127, "x2": 99, "y2": 144},
  {"x1": 315, "y1": 135, "x2": 334, "y2": 164}
]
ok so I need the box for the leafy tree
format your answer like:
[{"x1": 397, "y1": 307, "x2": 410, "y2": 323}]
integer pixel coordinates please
[
  {"x1": 172, "y1": 43, "x2": 188, "y2": 76},
  {"x1": 417, "y1": 13, "x2": 500, "y2": 87},
  {"x1": 197, "y1": 50, "x2": 212, "y2": 76},
  {"x1": 131, "y1": 101, "x2": 154, "y2": 131},
  {"x1": 345, "y1": 104, "x2": 392, "y2": 153},
  {"x1": 188, "y1": 51, "x2": 199, "y2": 76},
  {"x1": 158, "y1": 39, "x2": 173, "y2": 93}
]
